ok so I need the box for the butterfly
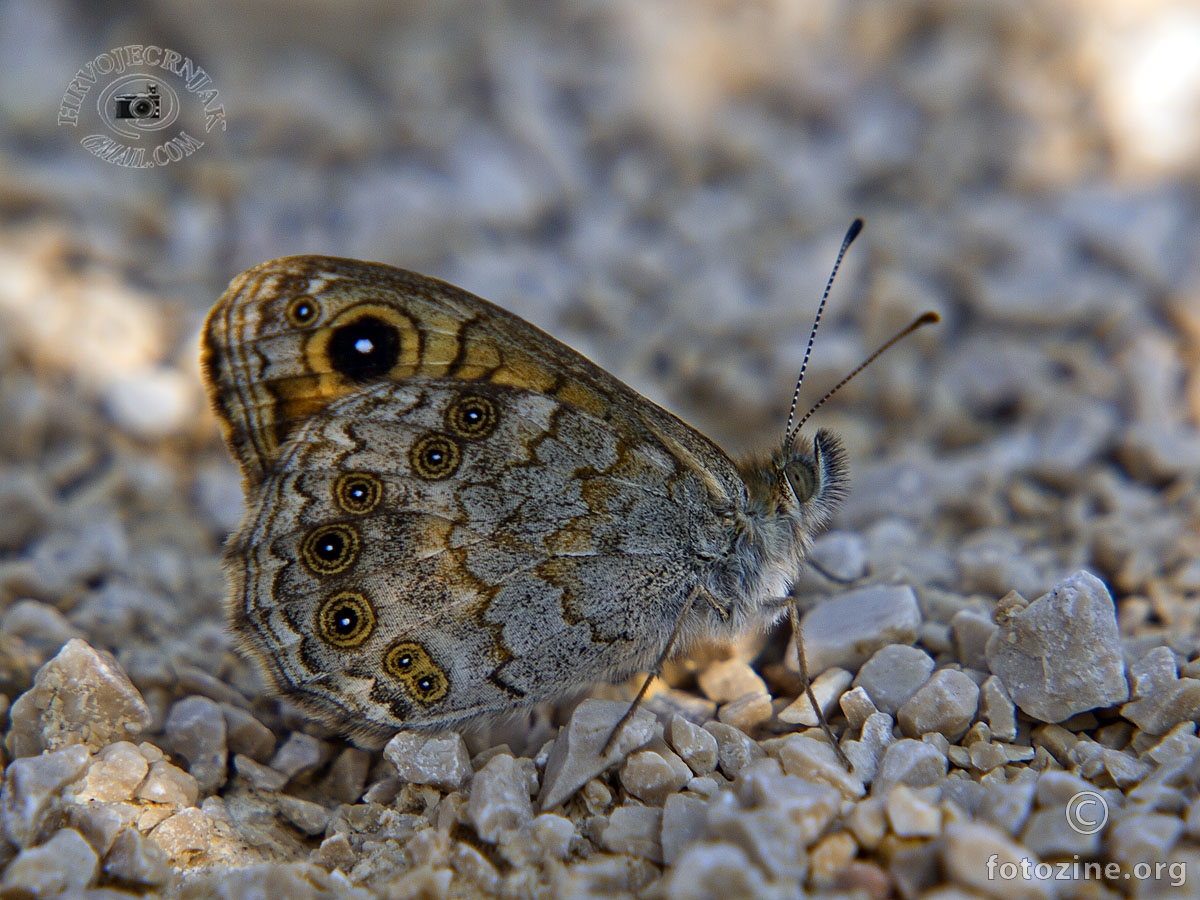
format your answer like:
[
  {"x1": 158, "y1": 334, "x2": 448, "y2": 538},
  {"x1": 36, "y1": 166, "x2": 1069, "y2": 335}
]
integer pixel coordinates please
[{"x1": 201, "y1": 221, "x2": 935, "y2": 746}]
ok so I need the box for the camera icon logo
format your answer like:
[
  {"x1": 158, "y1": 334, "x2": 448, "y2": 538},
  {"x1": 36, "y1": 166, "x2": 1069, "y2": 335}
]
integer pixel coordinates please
[
  {"x1": 97, "y1": 74, "x2": 178, "y2": 139},
  {"x1": 114, "y1": 82, "x2": 161, "y2": 120}
]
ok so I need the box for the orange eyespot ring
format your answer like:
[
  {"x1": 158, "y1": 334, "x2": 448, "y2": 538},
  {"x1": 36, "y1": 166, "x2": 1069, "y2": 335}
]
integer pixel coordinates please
[
  {"x1": 446, "y1": 394, "x2": 498, "y2": 439},
  {"x1": 300, "y1": 523, "x2": 360, "y2": 575},
  {"x1": 334, "y1": 473, "x2": 382, "y2": 515},
  {"x1": 409, "y1": 433, "x2": 460, "y2": 480},
  {"x1": 286, "y1": 295, "x2": 321, "y2": 327},
  {"x1": 316, "y1": 591, "x2": 375, "y2": 649}
]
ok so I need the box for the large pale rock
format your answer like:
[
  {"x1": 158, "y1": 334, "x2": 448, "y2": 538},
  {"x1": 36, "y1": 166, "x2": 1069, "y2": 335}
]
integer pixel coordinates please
[
  {"x1": 986, "y1": 571, "x2": 1129, "y2": 723},
  {"x1": 6, "y1": 638, "x2": 153, "y2": 758}
]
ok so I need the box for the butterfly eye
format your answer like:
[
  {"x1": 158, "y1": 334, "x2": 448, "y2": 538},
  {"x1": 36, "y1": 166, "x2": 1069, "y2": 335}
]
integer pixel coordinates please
[
  {"x1": 334, "y1": 473, "x2": 382, "y2": 515},
  {"x1": 300, "y1": 523, "x2": 360, "y2": 575},
  {"x1": 446, "y1": 395, "x2": 498, "y2": 439},
  {"x1": 317, "y1": 591, "x2": 375, "y2": 648},
  {"x1": 783, "y1": 459, "x2": 817, "y2": 504},
  {"x1": 286, "y1": 296, "x2": 321, "y2": 327},
  {"x1": 410, "y1": 434, "x2": 461, "y2": 480}
]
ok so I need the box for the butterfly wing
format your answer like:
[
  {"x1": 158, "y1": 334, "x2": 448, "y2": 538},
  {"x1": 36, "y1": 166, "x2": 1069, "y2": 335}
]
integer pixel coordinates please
[{"x1": 204, "y1": 256, "x2": 745, "y2": 736}]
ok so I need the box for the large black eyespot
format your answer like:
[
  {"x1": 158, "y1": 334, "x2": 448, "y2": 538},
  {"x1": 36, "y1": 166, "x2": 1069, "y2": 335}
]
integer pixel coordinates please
[
  {"x1": 328, "y1": 315, "x2": 401, "y2": 382},
  {"x1": 317, "y1": 591, "x2": 375, "y2": 648},
  {"x1": 334, "y1": 473, "x2": 382, "y2": 515},
  {"x1": 300, "y1": 523, "x2": 360, "y2": 575},
  {"x1": 286, "y1": 295, "x2": 321, "y2": 327},
  {"x1": 409, "y1": 433, "x2": 460, "y2": 480},
  {"x1": 446, "y1": 394, "x2": 498, "y2": 439}
]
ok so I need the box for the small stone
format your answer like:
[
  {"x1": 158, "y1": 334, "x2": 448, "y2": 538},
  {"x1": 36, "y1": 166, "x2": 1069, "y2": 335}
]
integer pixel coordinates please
[
  {"x1": 950, "y1": 608, "x2": 997, "y2": 672},
  {"x1": 232, "y1": 754, "x2": 288, "y2": 792},
  {"x1": 151, "y1": 807, "x2": 212, "y2": 861},
  {"x1": 277, "y1": 794, "x2": 332, "y2": 836},
  {"x1": 521, "y1": 813, "x2": 575, "y2": 862},
  {"x1": 0, "y1": 600, "x2": 83, "y2": 662},
  {"x1": 1110, "y1": 812, "x2": 1183, "y2": 865},
  {"x1": 384, "y1": 731, "x2": 472, "y2": 791},
  {"x1": 467, "y1": 753, "x2": 534, "y2": 843},
  {"x1": 1, "y1": 743, "x2": 91, "y2": 848},
  {"x1": 269, "y1": 731, "x2": 327, "y2": 782},
  {"x1": 323, "y1": 746, "x2": 371, "y2": 804},
  {"x1": 75, "y1": 740, "x2": 149, "y2": 803},
  {"x1": 733, "y1": 761, "x2": 842, "y2": 849},
  {"x1": 660, "y1": 841, "x2": 779, "y2": 900},
  {"x1": 807, "y1": 830, "x2": 858, "y2": 888},
  {"x1": 1, "y1": 827, "x2": 98, "y2": 896},
  {"x1": 885, "y1": 784, "x2": 942, "y2": 837},
  {"x1": 712, "y1": 778, "x2": 830, "y2": 879},
  {"x1": 537, "y1": 699, "x2": 654, "y2": 810},
  {"x1": 1002, "y1": 745, "x2": 1035, "y2": 764},
  {"x1": 985, "y1": 570, "x2": 1129, "y2": 723},
  {"x1": 703, "y1": 722, "x2": 765, "y2": 779},
  {"x1": 1021, "y1": 806, "x2": 1101, "y2": 858},
  {"x1": 102, "y1": 367, "x2": 196, "y2": 440},
  {"x1": 0, "y1": 472, "x2": 54, "y2": 552},
  {"x1": 450, "y1": 841, "x2": 501, "y2": 893},
  {"x1": 839, "y1": 685, "x2": 879, "y2": 731},
  {"x1": 697, "y1": 658, "x2": 768, "y2": 704},
  {"x1": 777, "y1": 667, "x2": 852, "y2": 726},
  {"x1": 717, "y1": 690, "x2": 774, "y2": 731},
  {"x1": 797, "y1": 584, "x2": 922, "y2": 673},
  {"x1": 852, "y1": 645, "x2": 936, "y2": 715},
  {"x1": 620, "y1": 748, "x2": 691, "y2": 806},
  {"x1": 1097, "y1": 747, "x2": 1153, "y2": 788},
  {"x1": 134, "y1": 759, "x2": 199, "y2": 809},
  {"x1": 979, "y1": 676, "x2": 1018, "y2": 741},
  {"x1": 667, "y1": 715, "x2": 719, "y2": 776},
  {"x1": 221, "y1": 705, "x2": 276, "y2": 762},
  {"x1": 1144, "y1": 722, "x2": 1200, "y2": 765},
  {"x1": 776, "y1": 734, "x2": 865, "y2": 800},
  {"x1": 872, "y1": 739, "x2": 948, "y2": 797},
  {"x1": 163, "y1": 695, "x2": 228, "y2": 795},
  {"x1": 979, "y1": 773, "x2": 1036, "y2": 835},
  {"x1": 847, "y1": 796, "x2": 888, "y2": 849},
  {"x1": 944, "y1": 821, "x2": 1054, "y2": 900},
  {"x1": 808, "y1": 530, "x2": 869, "y2": 582},
  {"x1": 601, "y1": 804, "x2": 663, "y2": 862},
  {"x1": 968, "y1": 742, "x2": 1010, "y2": 772},
  {"x1": 1121, "y1": 646, "x2": 1200, "y2": 735},
  {"x1": 6, "y1": 637, "x2": 153, "y2": 758},
  {"x1": 103, "y1": 827, "x2": 172, "y2": 888},
  {"x1": 68, "y1": 804, "x2": 137, "y2": 867},
  {"x1": 897, "y1": 668, "x2": 980, "y2": 741},
  {"x1": 662, "y1": 792, "x2": 708, "y2": 865}
]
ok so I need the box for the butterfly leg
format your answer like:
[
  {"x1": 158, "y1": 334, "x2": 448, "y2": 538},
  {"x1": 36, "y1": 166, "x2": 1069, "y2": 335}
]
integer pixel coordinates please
[
  {"x1": 600, "y1": 583, "x2": 703, "y2": 757},
  {"x1": 789, "y1": 602, "x2": 851, "y2": 769}
]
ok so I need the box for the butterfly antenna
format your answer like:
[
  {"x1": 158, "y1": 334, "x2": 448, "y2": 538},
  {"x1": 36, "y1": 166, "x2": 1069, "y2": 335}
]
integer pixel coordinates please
[
  {"x1": 783, "y1": 218, "x2": 864, "y2": 449},
  {"x1": 790, "y1": 310, "x2": 941, "y2": 438}
]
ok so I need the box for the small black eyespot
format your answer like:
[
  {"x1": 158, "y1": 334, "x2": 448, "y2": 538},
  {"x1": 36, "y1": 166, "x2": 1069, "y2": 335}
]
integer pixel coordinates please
[{"x1": 287, "y1": 296, "x2": 321, "y2": 326}]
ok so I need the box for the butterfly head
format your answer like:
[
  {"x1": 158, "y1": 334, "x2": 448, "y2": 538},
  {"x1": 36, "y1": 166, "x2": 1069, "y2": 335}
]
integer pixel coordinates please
[{"x1": 739, "y1": 427, "x2": 847, "y2": 542}]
